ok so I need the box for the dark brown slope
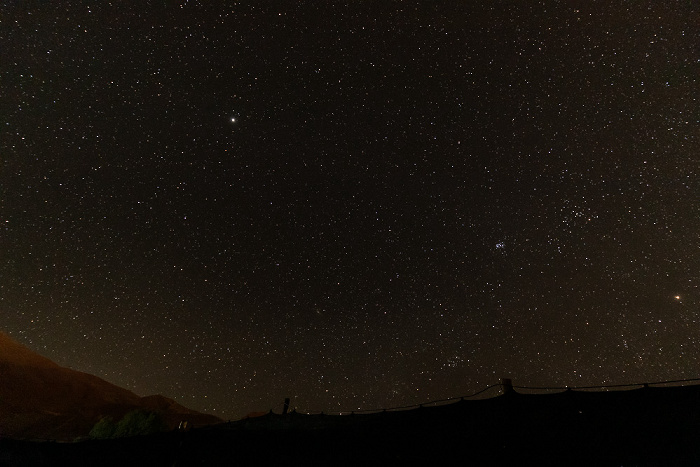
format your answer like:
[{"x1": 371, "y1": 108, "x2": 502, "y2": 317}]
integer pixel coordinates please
[{"x1": 0, "y1": 332, "x2": 221, "y2": 441}]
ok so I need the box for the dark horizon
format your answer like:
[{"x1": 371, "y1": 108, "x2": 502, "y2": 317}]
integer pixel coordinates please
[{"x1": 2, "y1": 1, "x2": 698, "y2": 421}]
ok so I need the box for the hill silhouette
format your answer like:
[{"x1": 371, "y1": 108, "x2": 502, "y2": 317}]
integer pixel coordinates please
[{"x1": 0, "y1": 332, "x2": 221, "y2": 441}]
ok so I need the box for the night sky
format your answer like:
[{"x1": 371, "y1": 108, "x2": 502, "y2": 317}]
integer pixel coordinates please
[{"x1": 2, "y1": 1, "x2": 698, "y2": 419}]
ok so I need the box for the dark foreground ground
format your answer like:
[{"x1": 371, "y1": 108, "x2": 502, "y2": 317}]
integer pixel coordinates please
[{"x1": 3, "y1": 385, "x2": 700, "y2": 466}]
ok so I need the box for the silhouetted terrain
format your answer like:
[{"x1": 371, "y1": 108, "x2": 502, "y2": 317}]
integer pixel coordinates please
[
  {"x1": 3, "y1": 384, "x2": 700, "y2": 466},
  {"x1": 0, "y1": 332, "x2": 221, "y2": 441}
]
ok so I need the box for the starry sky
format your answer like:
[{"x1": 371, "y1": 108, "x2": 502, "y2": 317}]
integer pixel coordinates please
[{"x1": 2, "y1": 1, "x2": 698, "y2": 419}]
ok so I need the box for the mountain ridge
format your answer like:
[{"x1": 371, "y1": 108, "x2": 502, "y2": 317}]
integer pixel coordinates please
[
  {"x1": 0, "y1": 332, "x2": 60, "y2": 369},
  {"x1": 0, "y1": 331, "x2": 221, "y2": 440}
]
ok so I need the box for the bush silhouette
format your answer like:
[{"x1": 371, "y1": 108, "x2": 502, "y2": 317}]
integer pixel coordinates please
[
  {"x1": 90, "y1": 410, "x2": 166, "y2": 439},
  {"x1": 89, "y1": 416, "x2": 117, "y2": 439}
]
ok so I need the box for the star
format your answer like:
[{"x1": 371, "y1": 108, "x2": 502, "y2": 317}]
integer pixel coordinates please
[{"x1": 3, "y1": 0, "x2": 695, "y2": 423}]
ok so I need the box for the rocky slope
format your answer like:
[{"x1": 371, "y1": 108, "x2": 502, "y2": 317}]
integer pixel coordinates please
[{"x1": 0, "y1": 332, "x2": 221, "y2": 440}]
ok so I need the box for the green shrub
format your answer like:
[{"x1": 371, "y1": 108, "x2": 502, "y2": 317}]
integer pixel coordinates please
[
  {"x1": 90, "y1": 410, "x2": 166, "y2": 439},
  {"x1": 89, "y1": 416, "x2": 117, "y2": 439}
]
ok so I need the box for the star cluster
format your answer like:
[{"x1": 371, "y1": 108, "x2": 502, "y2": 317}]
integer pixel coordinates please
[{"x1": 1, "y1": 1, "x2": 698, "y2": 419}]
